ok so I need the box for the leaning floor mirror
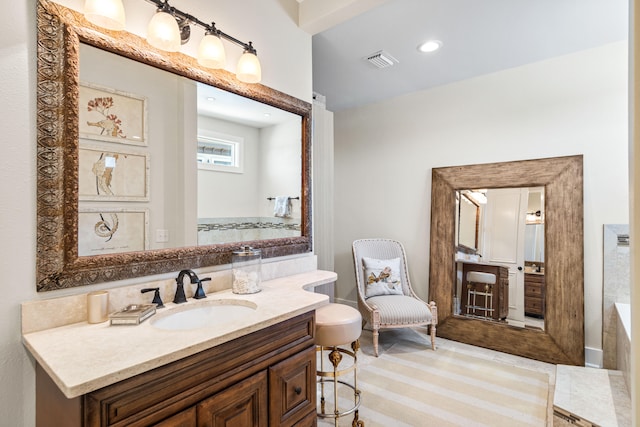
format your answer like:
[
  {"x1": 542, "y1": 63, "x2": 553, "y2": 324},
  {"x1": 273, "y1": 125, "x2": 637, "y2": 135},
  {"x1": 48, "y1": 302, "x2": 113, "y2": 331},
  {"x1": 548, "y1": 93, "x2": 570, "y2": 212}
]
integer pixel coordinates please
[{"x1": 429, "y1": 155, "x2": 584, "y2": 366}]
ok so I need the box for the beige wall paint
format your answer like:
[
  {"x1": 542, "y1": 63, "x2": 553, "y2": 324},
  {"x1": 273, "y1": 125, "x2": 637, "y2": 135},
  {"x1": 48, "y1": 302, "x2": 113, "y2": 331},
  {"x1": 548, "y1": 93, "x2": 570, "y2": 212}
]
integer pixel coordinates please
[
  {"x1": 0, "y1": 0, "x2": 311, "y2": 425},
  {"x1": 334, "y1": 41, "x2": 629, "y2": 364}
]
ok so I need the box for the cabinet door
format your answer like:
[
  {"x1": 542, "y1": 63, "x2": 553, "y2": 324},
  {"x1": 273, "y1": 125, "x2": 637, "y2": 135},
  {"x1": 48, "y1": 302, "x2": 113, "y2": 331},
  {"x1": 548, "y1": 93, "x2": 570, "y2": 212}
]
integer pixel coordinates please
[
  {"x1": 197, "y1": 371, "x2": 268, "y2": 427},
  {"x1": 269, "y1": 346, "x2": 316, "y2": 427},
  {"x1": 155, "y1": 407, "x2": 196, "y2": 427}
]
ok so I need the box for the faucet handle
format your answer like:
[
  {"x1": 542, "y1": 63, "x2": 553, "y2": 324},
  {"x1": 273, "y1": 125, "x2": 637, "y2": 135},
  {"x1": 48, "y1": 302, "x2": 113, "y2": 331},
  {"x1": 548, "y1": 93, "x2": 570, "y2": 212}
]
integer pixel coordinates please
[
  {"x1": 193, "y1": 277, "x2": 211, "y2": 300},
  {"x1": 141, "y1": 287, "x2": 164, "y2": 308}
]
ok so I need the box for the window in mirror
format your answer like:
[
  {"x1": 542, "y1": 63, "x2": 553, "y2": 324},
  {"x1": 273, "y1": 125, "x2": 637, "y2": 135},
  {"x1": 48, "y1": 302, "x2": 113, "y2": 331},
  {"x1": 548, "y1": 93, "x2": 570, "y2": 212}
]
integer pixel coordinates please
[{"x1": 197, "y1": 133, "x2": 244, "y2": 173}]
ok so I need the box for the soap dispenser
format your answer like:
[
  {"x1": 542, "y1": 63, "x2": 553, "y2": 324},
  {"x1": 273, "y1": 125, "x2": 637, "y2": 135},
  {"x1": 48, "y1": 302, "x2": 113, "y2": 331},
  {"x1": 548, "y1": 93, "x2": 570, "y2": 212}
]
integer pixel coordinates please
[{"x1": 232, "y1": 246, "x2": 262, "y2": 294}]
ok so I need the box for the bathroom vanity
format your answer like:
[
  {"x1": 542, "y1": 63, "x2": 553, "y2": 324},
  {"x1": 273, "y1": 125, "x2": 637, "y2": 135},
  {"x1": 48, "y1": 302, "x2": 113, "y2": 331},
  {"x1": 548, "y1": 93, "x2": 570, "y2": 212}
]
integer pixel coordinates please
[
  {"x1": 524, "y1": 272, "x2": 546, "y2": 318},
  {"x1": 36, "y1": 312, "x2": 315, "y2": 426},
  {"x1": 24, "y1": 271, "x2": 335, "y2": 427}
]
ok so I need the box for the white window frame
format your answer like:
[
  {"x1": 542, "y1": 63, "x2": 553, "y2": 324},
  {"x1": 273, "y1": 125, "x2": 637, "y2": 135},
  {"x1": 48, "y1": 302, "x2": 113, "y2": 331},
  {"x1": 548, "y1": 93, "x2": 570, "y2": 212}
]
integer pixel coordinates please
[{"x1": 196, "y1": 132, "x2": 244, "y2": 174}]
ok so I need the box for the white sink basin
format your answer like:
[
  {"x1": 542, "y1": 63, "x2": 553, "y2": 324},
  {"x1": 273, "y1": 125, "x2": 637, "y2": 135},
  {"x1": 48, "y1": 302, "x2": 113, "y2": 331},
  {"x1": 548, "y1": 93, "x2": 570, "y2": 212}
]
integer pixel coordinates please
[{"x1": 151, "y1": 300, "x2": 257, "y2": 331}]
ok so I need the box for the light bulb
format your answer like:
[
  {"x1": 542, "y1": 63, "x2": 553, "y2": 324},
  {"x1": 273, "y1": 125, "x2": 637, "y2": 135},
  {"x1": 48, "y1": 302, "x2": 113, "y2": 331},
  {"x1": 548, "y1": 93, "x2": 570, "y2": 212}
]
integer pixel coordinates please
[
  {"x1": 83, "y1": 0, "x2": 125, "y2": 31},
  {"x1": 198, "y1": 34, "x2": 226, "y2": 69},
  {"x1": 147, "y1": 11, "x2": 181, "y2": 52},
  {"x1": 418, "y1": 40, "x2": 442, "y2": 53},
  {"x1": 236, "y1": 51, "x2": 262, "y2": 84}
]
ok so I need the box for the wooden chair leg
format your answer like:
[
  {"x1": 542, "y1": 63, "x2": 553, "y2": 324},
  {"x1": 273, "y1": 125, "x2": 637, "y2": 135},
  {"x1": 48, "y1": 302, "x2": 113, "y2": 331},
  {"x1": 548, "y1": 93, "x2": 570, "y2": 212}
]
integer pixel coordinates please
[
  {"x1": 430, "y1": 324, "x2": 437, "y2": 350},
  {"x1": 373, "y1": 328, "x2": 379, "y2": 357}
]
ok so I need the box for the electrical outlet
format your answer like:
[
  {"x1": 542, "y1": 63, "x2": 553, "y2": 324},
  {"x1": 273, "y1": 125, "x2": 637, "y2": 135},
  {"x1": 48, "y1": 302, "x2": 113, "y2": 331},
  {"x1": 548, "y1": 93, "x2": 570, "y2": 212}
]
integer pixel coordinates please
[{"x1": 156, "y1": 229, "x2": 169, "y2": 243}]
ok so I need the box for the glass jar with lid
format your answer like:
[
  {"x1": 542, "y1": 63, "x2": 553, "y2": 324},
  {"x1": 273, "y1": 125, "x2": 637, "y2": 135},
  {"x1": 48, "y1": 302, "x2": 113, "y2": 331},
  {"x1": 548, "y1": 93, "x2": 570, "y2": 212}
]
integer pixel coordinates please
[{"x1": 231, "y1": 246, "x2": 262, "y2": 294}]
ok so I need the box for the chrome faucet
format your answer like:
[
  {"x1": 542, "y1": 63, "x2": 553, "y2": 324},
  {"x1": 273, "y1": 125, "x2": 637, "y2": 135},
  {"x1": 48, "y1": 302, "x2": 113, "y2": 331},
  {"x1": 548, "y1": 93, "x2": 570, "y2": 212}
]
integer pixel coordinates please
[{"x1": 174, "y1": 270, "x2": 210, "y2": 303}]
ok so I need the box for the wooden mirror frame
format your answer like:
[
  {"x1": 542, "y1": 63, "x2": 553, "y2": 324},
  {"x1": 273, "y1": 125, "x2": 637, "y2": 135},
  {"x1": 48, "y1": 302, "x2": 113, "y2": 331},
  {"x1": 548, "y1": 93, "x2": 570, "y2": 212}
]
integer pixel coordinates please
[
  {"x1": 36, "y1": 0, "x2": 312, "y2": 291},
  {"x1": 429, "y1": 155, "x2": 584, "y2": 365}
]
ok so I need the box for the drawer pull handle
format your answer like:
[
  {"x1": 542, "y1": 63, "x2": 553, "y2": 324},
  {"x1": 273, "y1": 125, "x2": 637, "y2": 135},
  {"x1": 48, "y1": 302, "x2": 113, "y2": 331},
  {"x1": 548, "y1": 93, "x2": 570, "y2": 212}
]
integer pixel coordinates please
[{"x1": 294, "y1": 386, "x2": 302, "y2": 395}]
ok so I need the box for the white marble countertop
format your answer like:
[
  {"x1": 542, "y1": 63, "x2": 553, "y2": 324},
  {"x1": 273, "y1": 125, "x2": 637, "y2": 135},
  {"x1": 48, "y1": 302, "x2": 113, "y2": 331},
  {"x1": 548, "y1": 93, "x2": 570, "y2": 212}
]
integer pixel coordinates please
[{"x1": 23, "y1": 270, "x2": 335, "y2": 399}]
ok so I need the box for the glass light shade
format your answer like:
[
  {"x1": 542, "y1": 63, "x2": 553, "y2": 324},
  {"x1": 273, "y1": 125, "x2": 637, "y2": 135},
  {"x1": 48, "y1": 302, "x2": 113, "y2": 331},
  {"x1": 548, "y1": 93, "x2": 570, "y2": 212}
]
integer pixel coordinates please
[
  {"x1": 147, "y1": 11, "x2": 181, "y2": 52},
  {"x1": 236, "y1": 52, "x2": 262, "y2": 84},
  {"x1": 197, "y1": 34, "x2": 226, "y2": 69},
  {"x1": 83, "y1": 0, "x2": 125, "y2": 31}
]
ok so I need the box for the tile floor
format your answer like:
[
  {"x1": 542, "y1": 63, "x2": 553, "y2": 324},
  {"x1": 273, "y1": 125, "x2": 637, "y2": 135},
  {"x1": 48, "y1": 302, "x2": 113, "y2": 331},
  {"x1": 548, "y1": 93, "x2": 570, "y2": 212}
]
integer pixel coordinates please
[{"x1": 553, "y1": 365, "x2": 631, "y2": 427}]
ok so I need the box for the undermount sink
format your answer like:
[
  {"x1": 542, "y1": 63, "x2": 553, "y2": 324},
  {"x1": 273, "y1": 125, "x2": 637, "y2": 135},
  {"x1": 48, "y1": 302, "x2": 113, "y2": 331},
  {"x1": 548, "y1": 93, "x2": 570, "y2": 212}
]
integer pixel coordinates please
[{"x1": 151, "y1": 300, "x2": 257, "y2": 331}]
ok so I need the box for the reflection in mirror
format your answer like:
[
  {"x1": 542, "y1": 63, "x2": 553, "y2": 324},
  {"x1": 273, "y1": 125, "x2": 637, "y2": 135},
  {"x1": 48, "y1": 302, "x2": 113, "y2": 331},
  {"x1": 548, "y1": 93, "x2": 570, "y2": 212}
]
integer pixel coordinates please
[
  {"x1": 454, "y1": 187, "x2": 545, "y2": 331},
  {"x1": 78, "y1": 44, "x2": 302, "y2": 255},
  {"x1": 196, "y1": 83, "x2": 301, "y2": 245},
  {"x1": 455, "y1": 191, "x2": 480, "y2": 252}
]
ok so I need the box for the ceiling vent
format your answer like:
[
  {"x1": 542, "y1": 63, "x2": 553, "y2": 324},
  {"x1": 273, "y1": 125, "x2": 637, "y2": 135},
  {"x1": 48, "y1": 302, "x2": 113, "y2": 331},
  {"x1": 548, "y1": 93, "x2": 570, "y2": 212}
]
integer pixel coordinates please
[{"x1": 365, "y1": 50, "x2": 398, "y2": 69}]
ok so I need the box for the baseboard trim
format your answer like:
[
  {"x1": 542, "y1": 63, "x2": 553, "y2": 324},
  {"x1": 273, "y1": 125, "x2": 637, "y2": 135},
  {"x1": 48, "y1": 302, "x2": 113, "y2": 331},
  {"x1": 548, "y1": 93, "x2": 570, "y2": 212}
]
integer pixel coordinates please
[
  {"x1": 336, "y1": 297, "x2": 605, "y2": 369},
  {"x1": 585, "y1": 346, "x2": 603, "y2": 368}
]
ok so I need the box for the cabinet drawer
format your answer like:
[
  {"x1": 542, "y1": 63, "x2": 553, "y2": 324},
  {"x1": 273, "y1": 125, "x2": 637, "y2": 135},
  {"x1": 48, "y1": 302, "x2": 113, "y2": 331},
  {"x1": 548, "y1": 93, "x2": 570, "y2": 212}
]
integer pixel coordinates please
[
  {"x1": 525, "y1": 283, "x2": 543, "y2": 297},
  {"x1": 269, "y1": 345, "x2": 316, "y2": 427},
  {"x1": 524, "y1": 274, "x2": 545, "y2": 285},
  {"x1": 525, "y1": 298, "x2": 544, "y2": 315}
]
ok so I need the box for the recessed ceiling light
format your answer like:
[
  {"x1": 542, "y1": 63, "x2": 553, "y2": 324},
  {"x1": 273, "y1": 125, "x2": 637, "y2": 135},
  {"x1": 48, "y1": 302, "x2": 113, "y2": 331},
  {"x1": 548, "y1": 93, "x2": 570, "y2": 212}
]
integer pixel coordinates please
[
  {"x1": 263, "y1": 113, "x2": 271, "y2": 117},
  {"x1": 206, "y1": 96, "x2": 216, "y2": 102},
  {"x1": 418, "y1": 40, "x2": 442, "y2": 53}
]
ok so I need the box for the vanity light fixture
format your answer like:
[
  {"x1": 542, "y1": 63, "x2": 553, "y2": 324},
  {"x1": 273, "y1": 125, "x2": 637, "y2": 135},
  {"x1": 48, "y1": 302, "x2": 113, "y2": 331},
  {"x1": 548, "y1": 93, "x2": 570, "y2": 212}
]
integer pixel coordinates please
[
  {"x1": 236, "y1": 43, "x2": 262, "y2": 84},
  {"x1": 83, "y1": 0, "x2": 126, "y2": 31},
  {"x1": 198, "y1": 25, "x2": 226, "y2": 69},
  {"x1": 418, "y1": 39, "x2": 442, "y2": 53},
  {"x1": 84, "y1": 0, "x2": 263, "y2": 83},
  {"x1": 146, "y1": 2, "x2": 181, "y2": 52}
]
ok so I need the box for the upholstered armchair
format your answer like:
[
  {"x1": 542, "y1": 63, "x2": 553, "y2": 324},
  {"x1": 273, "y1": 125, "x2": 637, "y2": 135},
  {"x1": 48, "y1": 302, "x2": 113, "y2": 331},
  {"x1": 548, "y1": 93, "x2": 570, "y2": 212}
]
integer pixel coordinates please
[{"x1": 352, "y1": 238, "x2": 437, "y2": 356}]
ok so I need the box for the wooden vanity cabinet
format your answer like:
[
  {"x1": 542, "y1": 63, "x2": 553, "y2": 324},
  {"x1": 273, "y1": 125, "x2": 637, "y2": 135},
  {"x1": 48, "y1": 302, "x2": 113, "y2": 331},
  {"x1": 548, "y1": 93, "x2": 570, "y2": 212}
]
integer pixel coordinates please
[
  {"x1": 36, "y1": 311, "x2": 317, "y2": 427},
  {"x1": 524, "y1": 273, "x2": 545, "y2": 318}
]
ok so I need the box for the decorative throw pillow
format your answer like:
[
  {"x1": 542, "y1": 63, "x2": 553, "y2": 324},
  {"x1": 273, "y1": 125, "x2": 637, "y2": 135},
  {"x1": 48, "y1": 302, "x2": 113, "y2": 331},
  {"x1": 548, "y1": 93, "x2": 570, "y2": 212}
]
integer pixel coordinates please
[{"x1": 362, "y1": 257, "x2": 404, "y2": 298}]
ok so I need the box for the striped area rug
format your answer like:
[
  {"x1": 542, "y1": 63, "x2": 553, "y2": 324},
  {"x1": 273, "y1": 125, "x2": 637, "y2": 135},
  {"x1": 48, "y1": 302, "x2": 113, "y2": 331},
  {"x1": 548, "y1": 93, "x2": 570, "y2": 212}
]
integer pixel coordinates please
[{"x1": 318, "y1": 334, "x2": 549, "y2": 426}]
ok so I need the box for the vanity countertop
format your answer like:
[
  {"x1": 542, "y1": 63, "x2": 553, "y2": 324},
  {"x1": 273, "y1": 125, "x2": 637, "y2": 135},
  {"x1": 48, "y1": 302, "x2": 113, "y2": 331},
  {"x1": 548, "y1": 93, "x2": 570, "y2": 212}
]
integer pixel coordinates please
[{"x1": 22, "y1": 270, "x2": 335, "y2": 399}]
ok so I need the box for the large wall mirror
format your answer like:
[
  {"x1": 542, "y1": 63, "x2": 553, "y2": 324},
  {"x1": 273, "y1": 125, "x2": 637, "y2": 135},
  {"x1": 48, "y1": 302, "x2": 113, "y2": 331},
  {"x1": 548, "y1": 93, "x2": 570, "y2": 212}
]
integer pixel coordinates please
[
  {"x1": 429, "y1": 155, "x2": 584, "y2": 366},
  {"x1": 36, "y1": 0, "x2": 312, "y2": 291}
]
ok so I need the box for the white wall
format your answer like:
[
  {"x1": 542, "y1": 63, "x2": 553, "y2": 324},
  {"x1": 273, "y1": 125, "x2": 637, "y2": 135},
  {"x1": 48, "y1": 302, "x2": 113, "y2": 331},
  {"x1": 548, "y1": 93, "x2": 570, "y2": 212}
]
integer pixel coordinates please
[
  {"x1": 333, "y1": 41, "x2": 629, "y2": 360},
  {"x1": 198, "y1": 116, "x2": 261, "y2": 218},
  {"x1": 0, "y1": 0, "x2": 311, "y2": 425},
  {"x1": 258, "y1": 119, "x2": 303, "y2": 218}
]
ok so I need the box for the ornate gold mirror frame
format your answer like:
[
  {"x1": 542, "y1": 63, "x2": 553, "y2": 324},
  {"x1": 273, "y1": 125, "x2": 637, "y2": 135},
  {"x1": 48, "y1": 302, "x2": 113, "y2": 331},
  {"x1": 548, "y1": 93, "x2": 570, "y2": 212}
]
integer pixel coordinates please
[
  {"x1": 429, "y1": 155, "x2": 584, "y2": 365},
  {"x1": 36, "y1": 0, "x2": 312, "y2": 291}
]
